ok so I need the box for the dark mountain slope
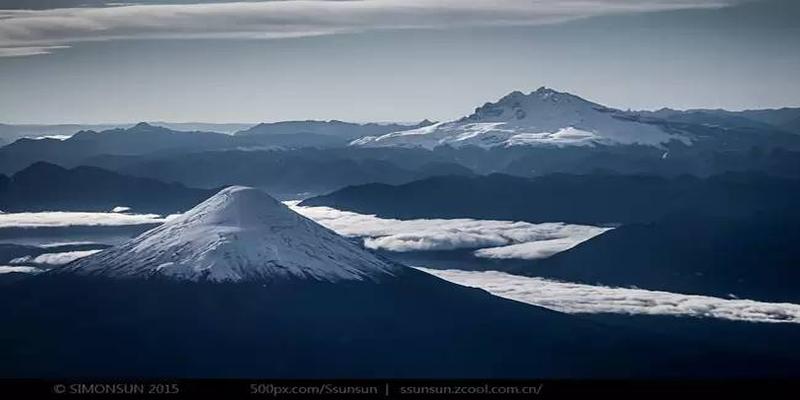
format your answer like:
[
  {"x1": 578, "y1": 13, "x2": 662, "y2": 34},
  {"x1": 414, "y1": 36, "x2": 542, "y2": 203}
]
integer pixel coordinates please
[
  {"x1": 301, "y1": 172, "x2": 800, "y2": 225},
  {"x1": 2, "y1": 270, "x2": 796, "y2": 378},
  {"x1": 514, "y1": 214, "x2": 800, "y2": 303},
  {"x1": 99, "y1": 149, "x2": 474, "y2": 197},
  {"x1": 0, "y1": 162, "x2": 213, "y2": 213}
]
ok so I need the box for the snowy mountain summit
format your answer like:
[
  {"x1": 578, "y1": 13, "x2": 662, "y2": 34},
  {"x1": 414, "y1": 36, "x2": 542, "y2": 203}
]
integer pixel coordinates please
[
  {"x1": 352, "y1": 87, "x2": 687, "y2": 149},
  {"x1": 63, "y1": 186, "x2": 398, "y2": 282}
]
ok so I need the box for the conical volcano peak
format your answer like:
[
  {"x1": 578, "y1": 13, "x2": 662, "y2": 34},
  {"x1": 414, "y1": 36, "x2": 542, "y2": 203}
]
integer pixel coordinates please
[
  {"x1": 174, "y1": 185, "x2": 292, "y2": 229},
  {"x1": 213, "y1": 185, "x2": 274, "y2": 202},
  {"x1": 63, "y1": 186, "x2": 399, "y2": 283},
  {"x1": 192, "y1": 185, "x2": 279, "y2": 211}
]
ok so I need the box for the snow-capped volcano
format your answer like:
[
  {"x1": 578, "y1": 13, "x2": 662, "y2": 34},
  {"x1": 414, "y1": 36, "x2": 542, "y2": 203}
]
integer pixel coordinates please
[
  {"x1": 352, "y1": 87, "x2": 687, "y2": 149},
  {"x1": 63, "y1": 186, "x2": 398, "y2": 282}
]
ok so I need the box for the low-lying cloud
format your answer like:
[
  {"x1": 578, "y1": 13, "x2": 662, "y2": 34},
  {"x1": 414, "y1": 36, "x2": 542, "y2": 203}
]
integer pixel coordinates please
[
  {"x1": 0, "y1": 211, "x2": 176, "y2": 229},
  {"x1": 0, "y1": 265, "x2": 44, "y2": 274},
  {"x1": 40, "y1": 241, "x2": 103, "y2": 248},
  {"x1": 418, "y1": 268, "x2": 800, "y2": 324},
  {"x1": 10, "y1": 249, "x2": 103, "y2": 266},
  {"x1": 474, "y1": 233, "x2": 604, "y2": 260},
  {"x1": 288, "y1": 202, "x2": 608, "y2": 258},
  {"x1": 0, "y1": 205, "x2": 605, "y2": 260},
  {"x1": 0, "y1": 0, "x2": 740, "y2": 57}
]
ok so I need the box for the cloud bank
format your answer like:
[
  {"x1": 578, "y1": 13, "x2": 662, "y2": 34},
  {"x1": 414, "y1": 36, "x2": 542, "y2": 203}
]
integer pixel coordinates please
[
  {"x1": 0, "y1": 205, "x2": 603, "y2": 260},
  {"x1": 0, "y1": 0, "x2": 739, "y2": 57},
  {"x1": 288, "y1": 202, "x2": 608, "y2": 258},
  {"x1": 0, "y1": 211, "x2": 175, "y2": 228},
  {"x1": 418, "y1": 268, "x2": 800, "y2": 324}
]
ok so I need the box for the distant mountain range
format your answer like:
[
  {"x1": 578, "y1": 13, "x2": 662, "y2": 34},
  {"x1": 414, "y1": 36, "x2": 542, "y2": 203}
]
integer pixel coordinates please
[
  {"x1": 236, "y1": 119, "x2": 434, "y2": 140},
  {"x1": 0, "y1": 121, "x2": 441, "y2": 176},
  {"x1": 0, "y1": 122, "x2": 254, "y2": 145},
  {"x1": 0, "y1": 162, "x2": 213, "y2": 213},
  {"x1": 0, "y1": 119, "x2": 435, "y2": 147},
  {"x1": 353, "y1": 87, "x2": 800, "y2": 149},
  {"x1": 92, "y1": 149, "x2": 474, "y2": 198},
  {"x1": 2, "y1": 121, "x2": 799, "y2": 198},
  {"x1": 629, "y1": 107, "x2": 800, "y2": 134},
  {"x1": 0, "y1": 123, "x2": 240, "y2": 173},
  {"x1": 2, "y1": 89, "x2": 800, "y2": 192}
]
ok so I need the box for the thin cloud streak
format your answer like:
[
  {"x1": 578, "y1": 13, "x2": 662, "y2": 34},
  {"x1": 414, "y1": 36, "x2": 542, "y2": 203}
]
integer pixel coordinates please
[
  {"x1": 0, "y1": 211, "x2": 176, "y2": 228},
  {"x1": 0, "y1": 0, "x2": 740, "y2": 57},
  {"x1": 10, "y1": 249, "x2": 103, "y2": 266},
  {"x1": 0, "y1": 265, "x2": 44, "y2": 274},
  {"x1": 474, "y1": 235, "x2": 603, "y2": 260},
  {"x1": 418, "y1": 268, "x2": 800, "y2": 324}
]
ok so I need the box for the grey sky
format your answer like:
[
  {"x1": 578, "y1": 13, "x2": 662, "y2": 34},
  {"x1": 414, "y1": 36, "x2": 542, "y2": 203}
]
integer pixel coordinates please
[{"x1": 0, "y1": 0, "x2": 797, "y2": 124}]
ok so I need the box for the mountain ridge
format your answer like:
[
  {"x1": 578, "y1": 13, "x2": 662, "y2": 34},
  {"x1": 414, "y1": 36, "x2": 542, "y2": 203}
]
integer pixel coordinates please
[
  {"x1": 235, "y1": 119, "x2": 435, "y2": 140},
  {"x1": 301, "y1": 172, "x2": 800, "y2": 224},
  {"x1": 0, "y1": 161, "x2": 213, "y2": 213}
]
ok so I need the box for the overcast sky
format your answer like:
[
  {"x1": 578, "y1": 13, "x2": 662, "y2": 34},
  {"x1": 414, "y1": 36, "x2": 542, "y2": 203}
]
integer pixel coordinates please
[{"x1": 0, "y1": 0, "x2": 798, "y2": 124}]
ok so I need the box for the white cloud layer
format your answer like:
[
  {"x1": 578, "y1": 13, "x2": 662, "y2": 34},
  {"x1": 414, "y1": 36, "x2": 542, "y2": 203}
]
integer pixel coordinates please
[
  {"x1": 474, "y1": 234, "x2": 603, "y2": 260},
  {"x1": 288, "y1": 202, "x2": 608, "y2": 258},
  {"x1": 10, "y1": 249, "x2": 103, "y2": 266},
  {"x1": 40, "y1": 241, "x2": 102, "y2": 248},
  {"x1": 0, "y1": 211, "x2": 175, "y2": 228},
  {"x1": 418, "y1": 268, "x2": 800, "y2": 324},
  {"x1": 0, "y1": 0, "x2": 739, "y2": 57},
  {"x1": 0, "y1": 265, "x2": 45, "y2": 274}
]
